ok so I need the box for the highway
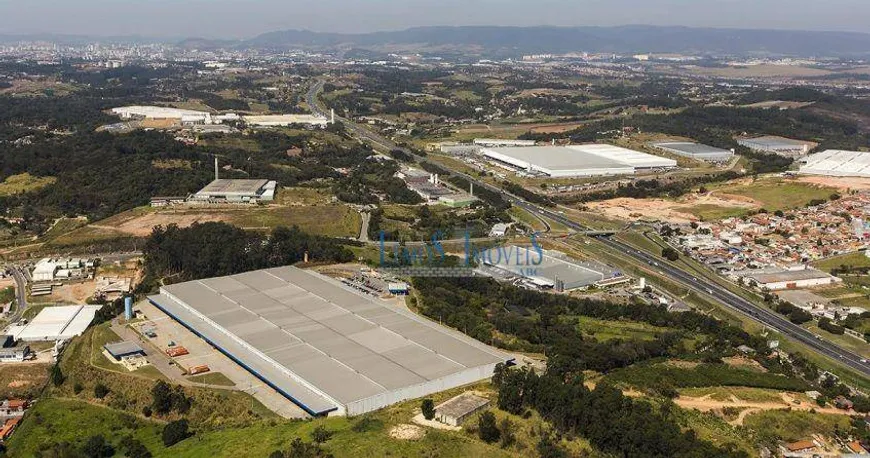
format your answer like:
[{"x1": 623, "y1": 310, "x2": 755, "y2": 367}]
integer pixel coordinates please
[
  {"x1": 307, "y1": 79, "x2": 870, "y2": 379},
  {"x1": 4, "y1": 264, "x2": 28, "y2": 322}
]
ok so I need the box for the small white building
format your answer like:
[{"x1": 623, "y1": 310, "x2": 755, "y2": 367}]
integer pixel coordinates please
[
  {"x1": 434, "y1": 393, "x2": 491, "y2": 426},
  {"x1": 489, "y1": 223, "x2": 511, "y2": 237}
]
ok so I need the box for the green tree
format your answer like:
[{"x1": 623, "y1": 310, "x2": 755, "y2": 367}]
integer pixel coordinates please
[
  {"x1": 162, "y1": 419, "x2": 191, "y2": 447},
  {"x1": 499, "y1": 418, "x2": 516, "y2": 448},
  {"x1": 478, "y1": 411, "x2": 500, "y2": 443},
  {"x1": 662, "y1": 247, "x2": 680, "y2": 262},
  {"x1": 151, "y1": 381, "x2": 173, "y2": 415},
  {"x1": 120, "y1": 436, "x2": 152, "y2": 458},
  {"x1": 93, "y1": 383, "x2": 110, "y2": 399},
  {"x1": 49, "y1": 364, "x2": 65, "y2": 387},
  {"x1": 310, "y1": 425, "x2": 333, "y2": 444},
  {"x1": 536, "y1": 432, "x2": 568, "y2": 458},
  {"x1": 421, "y1": 398, "x2": 436, "y2": 420},
  {"x1": 81, "y1": 435, "x2": 114, "y2": 458}
]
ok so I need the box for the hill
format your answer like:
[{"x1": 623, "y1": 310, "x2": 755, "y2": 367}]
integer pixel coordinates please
[{"x1": 241, "y1": 25, "x2": 870, "y2": 56}]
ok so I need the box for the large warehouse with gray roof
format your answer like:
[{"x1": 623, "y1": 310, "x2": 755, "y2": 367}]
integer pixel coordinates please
[
  {"x1": 148, "y1": 267, "x2": 510, "y2": 416},
  {"x1": 481, "y1": 144, "x2": 676, "y2": 177}
]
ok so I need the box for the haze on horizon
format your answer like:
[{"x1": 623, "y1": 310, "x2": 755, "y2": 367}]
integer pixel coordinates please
[{"x1": 2, "y1": 0, "x2": 870, "y2": 39}]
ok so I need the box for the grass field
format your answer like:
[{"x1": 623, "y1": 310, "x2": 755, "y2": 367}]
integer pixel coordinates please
[
  {"x1": 743, "y1": 409, "x2": 852, "y2": 444},
  {"x1": 679, "y1": 203, "x2": 749, "y2": 221},
  {"x1": 7, "y1": 399, "x2": 166, "y2": 457},
  {"x1": 804, "y1": 322, "x2": 870, "y2": 358},
  {"x1": 0, "y1": 173, "x2": 56, "y2": 196},
  {"x1": 226, "y1": 205, "x2": 360, "y2": 237},
  {"x1": 187, "y1": 372, "x2": 235, "y2": 387},
  {"x1": 0, "y1": 363, "x2": 50, "y2": 399},
  {"x1": 674, "y1": 408, "x2": 758, "y2": 456},
  {"x1": 814, "y1": 251, "x2": 870, "y2": 273},
  {"x1": 40, "y1": 217, "x2": 89, "y2": 241},
  {"x1": 713, "y1": 178, "x2": 836, "y2": 212},
  {"x1": 577, "y1": 316, "x2": 675, "y2": 342},
  {"x1": 508, "y1": 206, "x2": 548, "y2": 233}
]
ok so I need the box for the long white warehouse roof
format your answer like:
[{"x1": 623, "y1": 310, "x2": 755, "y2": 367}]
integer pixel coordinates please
[
  {"x1": 148, "y1": 267, "x2": 511, "y2": 416},
  {"x1": 111, "y1": 106, "x2": 210, "y2": 119},
  {"x1": 11, "y1": 305, "x2": 101, "y2": 341},
  {"x1": 481, "y1": 144, "x2": 676, "y2": 177},
  {"x1": 568, "y1": 144, "x2": 677, "y2": 168},
  {"x1": 800, "y1": 150, "x2": 870, "y2": 178}
]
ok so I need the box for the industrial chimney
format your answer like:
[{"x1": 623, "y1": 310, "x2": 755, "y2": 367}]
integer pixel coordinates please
[{"x1": 214, "y1": 157, "x2": 219, "y2": 181}]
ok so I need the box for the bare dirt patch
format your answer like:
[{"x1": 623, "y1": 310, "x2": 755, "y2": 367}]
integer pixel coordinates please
[
  {"x1": 50, "y1": 281, "x2": 98, "y2": 303},
  {"x1": 585, "y1": 192, "x2": 759, "y2": 224},
  {"x1": 676, "y1": 394, "x2": 850, "y2": 426},
  {"x1": 389, "y1": 424, "x2": 425, "y2": 440},
  {"x1": 723, "y1": 356, "x2": 768, "y2": 373},
  {"x1": 102, "y1": 212, "x2": 228, "y2": 237},
  {"x1": 797, "y1": 175, "x2": 870, "y2": 192}
]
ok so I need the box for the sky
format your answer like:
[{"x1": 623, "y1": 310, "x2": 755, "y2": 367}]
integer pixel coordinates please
[{"x1": 2, "y1": 0, "x2": 870, "y2": 39}]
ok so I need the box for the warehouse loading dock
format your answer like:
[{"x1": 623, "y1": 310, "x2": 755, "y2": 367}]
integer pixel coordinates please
[{"x1": 148, "y1": 267, "x2": 511, "y2": 416}]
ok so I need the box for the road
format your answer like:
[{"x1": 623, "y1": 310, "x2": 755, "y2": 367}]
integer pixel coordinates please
[
  {"x1": 5, "y1": 265, "x2": 28, "y2": 322},
  {"x1": 307, "y1": 79, "x2": 870, "y2": 379}
]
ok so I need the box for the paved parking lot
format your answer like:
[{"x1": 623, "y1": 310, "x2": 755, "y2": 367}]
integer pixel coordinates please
[{"x1": 131, "y1": 300, "x2": 308, "y2": 419}]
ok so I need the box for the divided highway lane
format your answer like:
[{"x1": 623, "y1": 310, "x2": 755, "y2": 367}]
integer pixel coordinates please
[
  {"x1": 308, "y1": 78, "x2": 870, "y2": 379},
  {"x1": 598, "y1": 237, "x2": 870, "y2": 377}
]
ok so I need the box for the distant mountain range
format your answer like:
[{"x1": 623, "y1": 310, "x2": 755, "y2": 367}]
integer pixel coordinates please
[
  {"x1": 5, "y1": 25, "x2": 870, "y2": 57},
  {"x1": 237, "y1": 25, "x2": 870, "y2": 57}
]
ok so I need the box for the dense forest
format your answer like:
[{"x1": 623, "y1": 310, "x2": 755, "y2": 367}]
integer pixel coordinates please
[{"x1": 141, "y1": 222, "x2": 354, "y2": 287}]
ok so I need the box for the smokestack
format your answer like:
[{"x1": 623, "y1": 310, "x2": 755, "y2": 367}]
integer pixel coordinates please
[
  {"x1": 330, "y1": 109, "x2": 335, "y2": 124},
  {"x1": 214, "y1": 157, "x2": 219, "y2": 181},
  {"x1": 470, "y1": 182, "x2": 474, "y2": 196}
]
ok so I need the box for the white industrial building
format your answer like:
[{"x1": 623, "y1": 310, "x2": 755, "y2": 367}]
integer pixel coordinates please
[
  {"x1": 31, "y1": 258, "x2": 95, "y2": 283},
  {"x1": 651, "y1": 142, "x2": 735, "y2": 162},
  {"x1": 111, "y1": 106, "x2": 211, "y2": 121},
  {"x1": 742, "y1": 268, "x2": 842, "y2": 291},
  {"x1": 799, "y1": 150, "x2": 870, "y2": 178},
  {"x1": 737, "y1": 136, "x2": 816, "y2": 158},
  {"x1": 9, "y1": 305, "x2": 102, "y2": 342},
  {"x1": 481, "y1": 144, "x2": 676, "y2": 177},
  {"x1": 473, "y1": 138, "x2": 536, "y2": 147},
  {"x1": 148, "y1": 267, "x2": 511, "y2": 416},
  {"x1": 244, "y1": 113, "x2": 332, "y2": 127},
  {"x1": 191, "y1": 179, "x2": 277, "y2": 203}
]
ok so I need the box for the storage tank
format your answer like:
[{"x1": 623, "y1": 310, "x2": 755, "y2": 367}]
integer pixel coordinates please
[{"x1": 124, "y1": 296, "x2": 133, "y2": 321}]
